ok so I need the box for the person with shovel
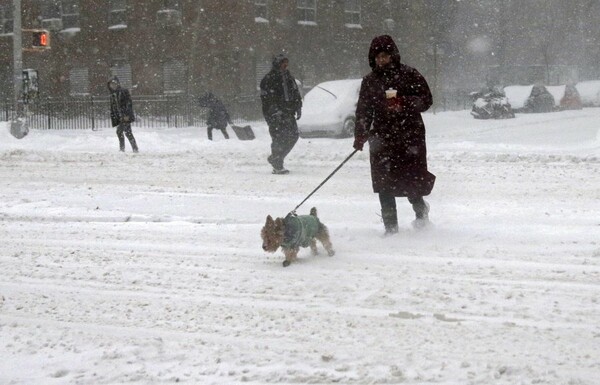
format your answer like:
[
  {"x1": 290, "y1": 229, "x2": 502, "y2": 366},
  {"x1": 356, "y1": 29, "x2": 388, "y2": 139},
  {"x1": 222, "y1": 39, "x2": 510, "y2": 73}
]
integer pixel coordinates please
[
  {"x1": 353, "y1": 35, "x2": 435, "y2": 235},
  {"x1": 197, "y1": 92, "x2": 231, "y2": 141}
]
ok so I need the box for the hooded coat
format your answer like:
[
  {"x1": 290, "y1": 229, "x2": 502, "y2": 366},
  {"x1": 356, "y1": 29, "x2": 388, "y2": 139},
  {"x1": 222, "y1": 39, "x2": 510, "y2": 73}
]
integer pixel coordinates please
[
  {"x1": 355, "y1": 35, "x2": 435, "y2": 197},
  {"x1": 107, "y1": 77, "x2": 135, "y2": 127},
  {"x1": 260, "y1": 54, "x2": 302, "y2": 126}
]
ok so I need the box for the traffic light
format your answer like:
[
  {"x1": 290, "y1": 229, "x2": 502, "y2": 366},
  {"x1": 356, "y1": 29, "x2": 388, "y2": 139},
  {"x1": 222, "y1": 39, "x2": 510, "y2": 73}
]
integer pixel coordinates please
[{"x1": 32, "y1": 31, "x2": 49, "y2": 47}]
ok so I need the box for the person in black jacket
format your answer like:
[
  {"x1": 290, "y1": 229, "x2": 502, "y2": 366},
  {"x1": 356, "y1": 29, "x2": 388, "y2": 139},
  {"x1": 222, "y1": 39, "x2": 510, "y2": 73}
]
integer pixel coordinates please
[
  {"x1": 197, "y1": 92, "x2": 231, "y2": 140},
  {"x1": 260, "y1": 53, "x2": 302, "y2": 174},
  {"x1": 108, "y1": 77, "x2": 138, "y2": 152}
]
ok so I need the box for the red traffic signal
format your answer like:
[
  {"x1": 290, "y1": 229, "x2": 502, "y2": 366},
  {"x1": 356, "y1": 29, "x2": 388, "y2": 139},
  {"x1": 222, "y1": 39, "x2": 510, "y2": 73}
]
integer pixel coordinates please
[{"x1": 32, "y1": 31, "x2": 49, "y2": 47}]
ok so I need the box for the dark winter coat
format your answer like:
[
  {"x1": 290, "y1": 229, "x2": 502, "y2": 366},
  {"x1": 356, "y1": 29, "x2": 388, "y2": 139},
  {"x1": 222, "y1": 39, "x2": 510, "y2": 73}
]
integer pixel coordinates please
[
  {"x1": 107, "y1": 77, "x2": 135, "y2": 127},
  {"x1": 198, "y1": 92, "x2": 231, "y2": 129},
  {"x1": 523, "y1": 85, "x2": 555, "y2": 113},
  {"x1": 260, "y1": 54, "x2": 302, "y2": 126},
  {"x1": 355, "y1": 35, "x2": 435, "y2": 197}
]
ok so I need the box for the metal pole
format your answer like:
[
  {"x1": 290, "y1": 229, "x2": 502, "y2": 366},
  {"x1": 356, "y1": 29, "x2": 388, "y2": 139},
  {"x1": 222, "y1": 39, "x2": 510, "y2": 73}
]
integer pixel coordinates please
[{"x1": 13, "y1": 0, "x2": 22, "y2": 118}]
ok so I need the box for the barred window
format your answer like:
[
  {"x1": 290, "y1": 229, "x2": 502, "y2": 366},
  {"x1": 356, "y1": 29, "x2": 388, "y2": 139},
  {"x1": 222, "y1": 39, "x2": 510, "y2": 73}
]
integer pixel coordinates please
[
  {"x1": 255, "y1": 0, "x2": 268, "y2": 22},
  {"x1": 301, "y1": 63, "x2": 316, "y2": 88},
  {"x1": 256, "y1": 58, "x2": 271, "y2": 90},
  {"x1": 69, "y1": 68, "x2": 89, "y2": 95},
  {"x1": 0, "y1": 5, "x2": 13, "y2": 35},
  {"x1": 297, "y1": 0, "x2": 316, "y2": 24},
  {"x1": 61, "y1": 0, "x2": 80, "y2": 30},
  {"x1": 111, "y1": 63, "x2": 133, "y2": 90},
  {"x1": 163, "y1": 60, "x2": 186, "y2": 94},
  {"x1": 344, "y1": 0, "x2": 361, "y2": 26},
  {"x1": 109, "y1": 0, "x2": 127, "y2": 29}
]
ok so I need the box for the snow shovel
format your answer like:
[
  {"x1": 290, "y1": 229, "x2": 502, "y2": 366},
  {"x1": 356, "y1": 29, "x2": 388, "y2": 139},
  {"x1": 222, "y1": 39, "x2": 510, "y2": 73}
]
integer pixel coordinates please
[{"x1": 231, "y1": 124, "x2": 255, "y2": 140}]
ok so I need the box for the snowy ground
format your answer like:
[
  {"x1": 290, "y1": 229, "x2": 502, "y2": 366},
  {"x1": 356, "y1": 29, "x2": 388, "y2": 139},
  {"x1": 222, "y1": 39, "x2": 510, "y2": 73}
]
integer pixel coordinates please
[{"x1": 1, "y1": 109, "x2": 599, "y2": 384}]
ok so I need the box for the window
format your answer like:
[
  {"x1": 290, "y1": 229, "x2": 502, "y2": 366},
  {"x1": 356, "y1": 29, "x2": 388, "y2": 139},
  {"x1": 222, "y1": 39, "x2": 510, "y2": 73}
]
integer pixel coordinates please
[
  {"x1": 297, "y1": 0, "x2": 316, "y2": 25},
  {"x1": 157, "y1": 0, "x2": 182, "y2": 26},
  {"x1": 41, "y1": 1, "x2": 61, "y2": 19},
  {"x1": 111, "y1": 63, "x2": 133, "y2": 90},
  {"x1": 0, "y1": 5, "x2": 13, "y2": 35},
  {"x1": 255, "y1": 58, "x2": 271, "y2": 90},
  {"x1": 69, "y1": 68, "x2": 89, "y2": 95},
  {"x1": 344, "y1": 0, "x2": 360, "y2": 26},
  {"x1": 109, "y1": 0, "x2": 127, "y2": 29},
  {"x1": 162, "y1": 0, "x2": 181, "y2": 11},
  {"x1": 255, "y1": 0, "x2": 268, "y2": 22},
  {"x1": 163, "y1": 60, "x2": 186, "y2": 94},
  {"x1": 61, "y1": 0, "x2": 80, "y2": 30},
  {"x1": 301, "y1": 63, "x2": 316, "y2": 88}
]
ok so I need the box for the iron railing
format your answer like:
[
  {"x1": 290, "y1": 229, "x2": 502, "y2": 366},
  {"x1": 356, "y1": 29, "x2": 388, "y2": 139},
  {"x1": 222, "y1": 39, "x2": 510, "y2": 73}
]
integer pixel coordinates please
[
  {"x1": 1, "y1": 91, "x2": 472, "y2": 130},
  {"x1": 0, "y1": 94, "x2": 262, "y2": 130}
]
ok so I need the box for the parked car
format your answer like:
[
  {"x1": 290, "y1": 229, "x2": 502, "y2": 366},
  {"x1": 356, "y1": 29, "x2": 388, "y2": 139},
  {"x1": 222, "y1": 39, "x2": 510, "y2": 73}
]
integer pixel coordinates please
[{"x1": 298, "y1": 79, "x2": 362, "y2": 138}]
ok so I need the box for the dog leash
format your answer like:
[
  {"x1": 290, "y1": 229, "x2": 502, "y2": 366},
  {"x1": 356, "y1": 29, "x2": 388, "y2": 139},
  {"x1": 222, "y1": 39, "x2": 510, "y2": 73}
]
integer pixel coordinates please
[{"x1": 290, "y1": 149, "x2": 359, "y2": 215}]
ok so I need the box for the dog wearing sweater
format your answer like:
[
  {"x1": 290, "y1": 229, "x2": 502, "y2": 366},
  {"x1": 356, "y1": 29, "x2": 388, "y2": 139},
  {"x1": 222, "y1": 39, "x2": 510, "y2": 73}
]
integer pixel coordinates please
[{"x1": 261, "y1": 207, "x2": 335, "y2": 267}]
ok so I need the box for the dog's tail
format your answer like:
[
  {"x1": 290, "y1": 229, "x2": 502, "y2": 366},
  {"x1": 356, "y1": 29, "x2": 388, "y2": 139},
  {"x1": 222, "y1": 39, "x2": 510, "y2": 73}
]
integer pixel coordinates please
[{"x1": 310, "y1": 207, "x2": 318, "y2": 217}]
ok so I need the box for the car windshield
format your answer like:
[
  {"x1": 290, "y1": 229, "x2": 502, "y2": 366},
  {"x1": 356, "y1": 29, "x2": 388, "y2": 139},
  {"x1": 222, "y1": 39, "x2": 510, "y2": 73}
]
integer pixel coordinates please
[
  {"x1": 303, "y1": 80, "x2": 361, "y2": 110},
  {"x1": 303, "y1": 86, "x2": 338, "y2": 109}
]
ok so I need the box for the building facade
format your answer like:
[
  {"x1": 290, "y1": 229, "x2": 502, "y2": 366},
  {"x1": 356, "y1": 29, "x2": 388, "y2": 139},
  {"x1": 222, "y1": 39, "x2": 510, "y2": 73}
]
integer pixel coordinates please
[{"x1": 1, "y1": 0, "x2": 599, "y2": 104}]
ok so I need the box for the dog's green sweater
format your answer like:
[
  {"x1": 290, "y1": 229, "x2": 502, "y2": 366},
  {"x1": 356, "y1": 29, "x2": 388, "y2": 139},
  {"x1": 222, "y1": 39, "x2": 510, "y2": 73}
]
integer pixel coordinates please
[{"x1": 282, "y1": 214, "x2": 320, "y2": 249}]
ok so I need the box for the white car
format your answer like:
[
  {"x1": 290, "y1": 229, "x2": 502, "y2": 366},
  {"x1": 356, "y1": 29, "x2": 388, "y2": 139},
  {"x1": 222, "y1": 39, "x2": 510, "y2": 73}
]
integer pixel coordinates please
[{"x1": 298, "y1": 79, "x2": 362, "y2": 138}]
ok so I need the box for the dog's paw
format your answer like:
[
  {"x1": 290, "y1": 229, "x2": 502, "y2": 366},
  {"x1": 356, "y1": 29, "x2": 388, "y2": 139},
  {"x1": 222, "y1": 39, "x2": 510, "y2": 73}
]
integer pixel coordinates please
[
  {"x1": 327, "y1": 250, "x2": 335, "y2": 257},
  {"x1": 282, "y1": 260, "x2": 291, "y2": 267}
]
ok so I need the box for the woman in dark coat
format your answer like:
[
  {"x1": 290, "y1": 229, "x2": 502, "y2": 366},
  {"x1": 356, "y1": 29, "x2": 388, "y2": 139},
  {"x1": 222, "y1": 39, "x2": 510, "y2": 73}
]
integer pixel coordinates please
[{"x1": 353, "y1": 35, "x2": 435, "y2": 234}]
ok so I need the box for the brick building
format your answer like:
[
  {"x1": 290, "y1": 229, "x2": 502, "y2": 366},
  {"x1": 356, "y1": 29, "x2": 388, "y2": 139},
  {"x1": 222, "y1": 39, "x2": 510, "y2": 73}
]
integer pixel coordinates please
[
  {"x1": 0, "y1": 0, "x2": 438, "y2": 101},
  {"x1": 1, "y1": 0, "x2": 598, "y2": 105}
]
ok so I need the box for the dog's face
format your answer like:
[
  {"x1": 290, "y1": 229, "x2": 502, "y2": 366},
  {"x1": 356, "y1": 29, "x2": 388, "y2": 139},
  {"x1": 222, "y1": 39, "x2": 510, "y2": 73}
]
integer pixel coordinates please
[{"x1": 261, "y1": 215, "x2": 285, "y2": 252}]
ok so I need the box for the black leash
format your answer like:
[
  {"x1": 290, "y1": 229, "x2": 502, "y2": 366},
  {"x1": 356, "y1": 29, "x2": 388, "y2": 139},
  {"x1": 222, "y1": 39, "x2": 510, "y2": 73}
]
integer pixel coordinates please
[{"x1": 291, "y1": 149, "x2": 359, "y2": 214}]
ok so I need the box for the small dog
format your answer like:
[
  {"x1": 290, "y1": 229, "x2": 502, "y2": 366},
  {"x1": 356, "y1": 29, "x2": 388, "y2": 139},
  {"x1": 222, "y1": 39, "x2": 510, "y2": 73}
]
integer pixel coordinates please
[{"x1": 261, "y1": 207, "x2": 335, "y2": 267}]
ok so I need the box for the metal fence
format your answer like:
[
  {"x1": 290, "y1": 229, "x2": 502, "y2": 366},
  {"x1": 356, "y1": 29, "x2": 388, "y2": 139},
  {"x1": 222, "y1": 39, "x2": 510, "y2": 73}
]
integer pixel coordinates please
[
  {"x1": 0, "y1": 90, "x2": 473, "y2": 130},
  {"x1": 0, "y1": 95, "x2": 262, "y2": 130}
]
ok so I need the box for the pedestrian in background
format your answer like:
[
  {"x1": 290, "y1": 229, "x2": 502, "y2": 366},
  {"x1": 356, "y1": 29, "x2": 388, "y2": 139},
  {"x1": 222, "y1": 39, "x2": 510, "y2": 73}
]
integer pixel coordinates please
[
  {"x1": 197, "y1": 92, "x2": 232, "y2": 140},
  {"x1": 354, "y1": 35, "x2": 435, "y2": 234},
  {"x1": 108, "y1": 76, "x2": 138, "y2": 153},
  {"x1": 260, "y1": 53, "x2": 303, "y2": 174}
]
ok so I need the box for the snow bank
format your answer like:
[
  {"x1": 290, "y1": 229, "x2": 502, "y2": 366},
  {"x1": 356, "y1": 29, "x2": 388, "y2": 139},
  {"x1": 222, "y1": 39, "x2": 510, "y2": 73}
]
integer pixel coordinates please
[
  {"x1": 503, "y1": 85, "x2": 533, "y2": 109},
  {"x1": 576, "y1": 80, "x2": 600, "y2": 106}
]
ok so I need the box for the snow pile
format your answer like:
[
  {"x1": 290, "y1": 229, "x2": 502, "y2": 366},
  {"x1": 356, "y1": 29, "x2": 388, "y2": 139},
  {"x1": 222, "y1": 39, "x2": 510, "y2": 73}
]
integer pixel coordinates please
[
  {"x1": 576, "y1": 80, "x2": 600, "y2": 106},
  {"x1": 503, "y1": 85, "x2": 533, "y2": 109}
]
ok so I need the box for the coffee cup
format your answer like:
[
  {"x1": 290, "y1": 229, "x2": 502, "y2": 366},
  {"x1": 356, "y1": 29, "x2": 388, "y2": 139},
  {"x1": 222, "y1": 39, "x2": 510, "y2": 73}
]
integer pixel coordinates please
[{"x1": 385, "y1": 89, "x2": 397, "y2": 99}]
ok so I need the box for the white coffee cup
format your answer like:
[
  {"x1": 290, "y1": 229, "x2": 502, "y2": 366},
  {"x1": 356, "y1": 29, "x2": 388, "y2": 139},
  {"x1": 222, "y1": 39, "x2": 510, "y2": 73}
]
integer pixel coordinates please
[{"x1": 385, "y1": 89, "x2": 397, "y2": 99}]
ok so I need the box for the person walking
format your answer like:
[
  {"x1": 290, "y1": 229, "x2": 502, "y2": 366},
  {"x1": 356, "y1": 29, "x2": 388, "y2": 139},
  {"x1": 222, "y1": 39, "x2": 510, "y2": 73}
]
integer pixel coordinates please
[
  {"x1": 108, "y1": 76, "x2": 138, "y2": 153},
  {"x1": 260, "y1": 53, "x2": 302, "y2": 174},
  {"x1": 197, "y1": 92, "x2": 231, "y2": 140},
  {"x1": 353, "y1": 35, "x2": 436, "y2": 234}
]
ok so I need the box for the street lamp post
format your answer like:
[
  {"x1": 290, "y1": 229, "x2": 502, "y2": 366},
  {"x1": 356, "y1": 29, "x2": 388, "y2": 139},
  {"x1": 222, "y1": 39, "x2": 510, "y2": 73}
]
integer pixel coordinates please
[{"x1": 10, "y1": 0, "x2": 28, "y2": 139}]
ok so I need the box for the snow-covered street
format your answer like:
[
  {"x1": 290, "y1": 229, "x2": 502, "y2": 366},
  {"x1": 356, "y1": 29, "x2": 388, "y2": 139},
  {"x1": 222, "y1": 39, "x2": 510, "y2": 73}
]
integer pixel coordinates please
[{"x1": 1, "y1": 109, "x2": 599, "y2": 384}]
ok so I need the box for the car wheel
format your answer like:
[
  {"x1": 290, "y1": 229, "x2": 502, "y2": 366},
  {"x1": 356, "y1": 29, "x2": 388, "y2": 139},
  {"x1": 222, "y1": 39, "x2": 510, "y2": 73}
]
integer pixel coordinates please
[{"x1": 339, "y1": 117, "x2": 355, "y2": 138}]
